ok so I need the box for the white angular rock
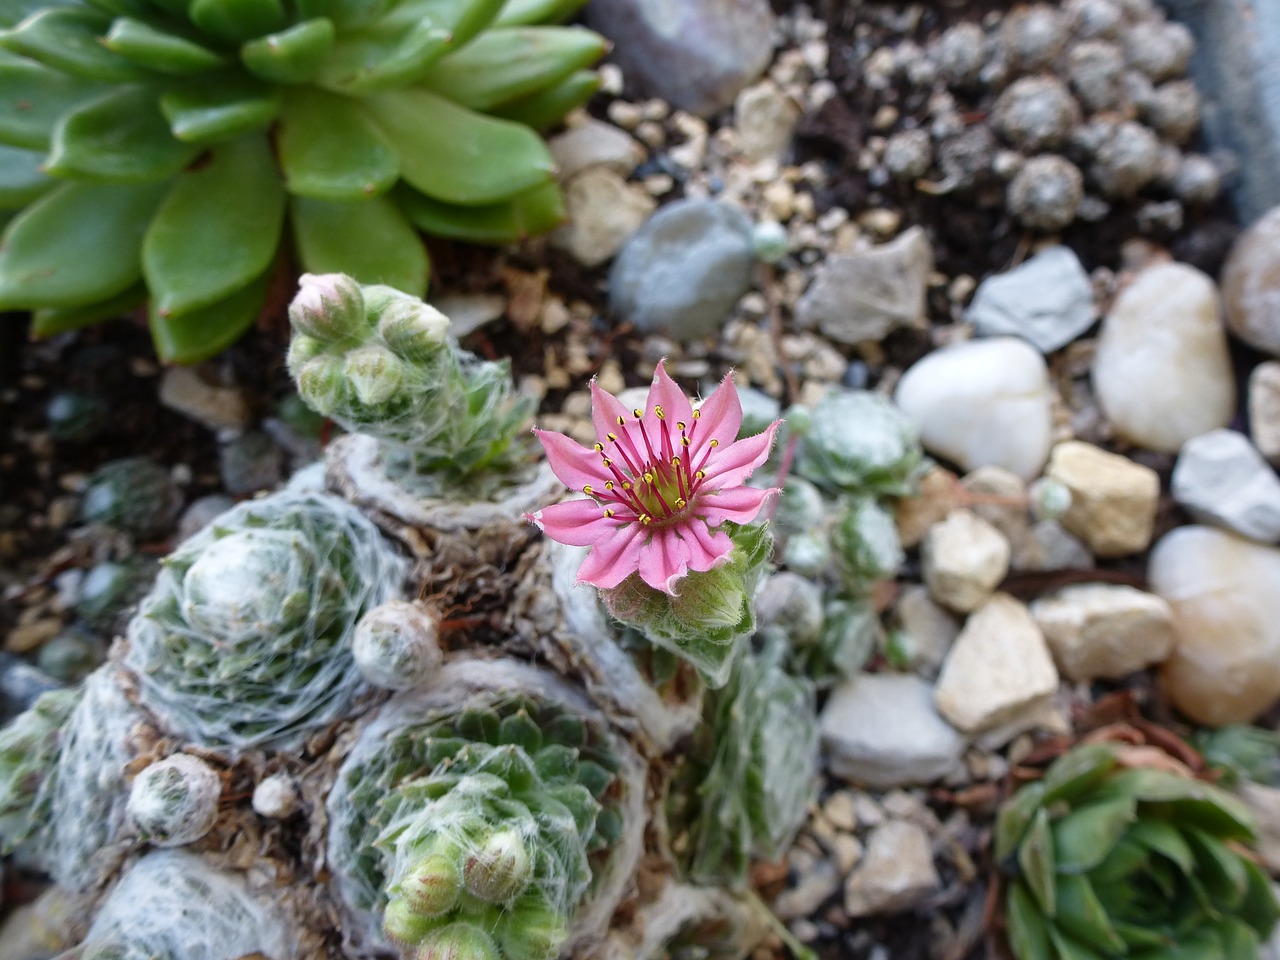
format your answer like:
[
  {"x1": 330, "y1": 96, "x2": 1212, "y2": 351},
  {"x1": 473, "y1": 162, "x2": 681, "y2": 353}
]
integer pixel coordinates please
[
  {"x1": 934, "y1": 593, "x2": 1059, "y2": 733},
  {"x1": 1031, "y1": 583, "x2": 1176, "y2": 681},
  {"x1": 890, "y1": 585, "x2": 961, "y2": 674},
  {"x1": 1249, "y1": 361, "x2": 1280, "y2": 463},
  {"x1": 820, "y1": 673, "x2": 967, "y2": 789},
  {"x1": 844, "y1": 820, "x2": 939, "y2": 917},
  {"x1": 1172, "y1": 429, "x2": 1280, "y2": 541},
  {"x1": 1222, "y1": 205, "x2": 1280, "y2": 355},
  {"x1": 1092, "y1": 261, "x2": 1236, "y2": 452},
  {"x1": 551, "y1": 168, "x2": 657, "y2": 268},
  {"x1": 734, "y1": 80, "x2": 801, "y2": 162},
  {"x1": 796, "y1": 228, "x2": 933, "y2": 344},
  {"x1": 1149, "y1": 525, "x2": 1280, "y2": 725},
  {"x1": 1045, "y1": 441, "x2": 1159, "y2": 557},
  {"x1": 159, "y1": 367, "x2": 253, "y2": 432},
  {"x1": 965, "y1": 245, "x2": 1096, "y2": 352},
  {"x1": 922, "y1": 509, "x2": 1012, "y2": 613},
  {"x1": 548, "y1": 119, "x2": 645, "y2": 181},
  {"x1": 895, "y1": 337, "x2": 1055, "y2": 479}
]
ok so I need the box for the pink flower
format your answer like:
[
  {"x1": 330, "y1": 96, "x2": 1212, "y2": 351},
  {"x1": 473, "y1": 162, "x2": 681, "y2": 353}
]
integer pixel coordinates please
[{"x1": 526, "y1": 361, "x2": 780, "y2": 595}]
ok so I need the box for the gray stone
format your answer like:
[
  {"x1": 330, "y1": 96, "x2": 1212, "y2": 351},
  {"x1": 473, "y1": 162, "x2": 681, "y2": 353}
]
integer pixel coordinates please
[
  {"x1": 608, "y1": 199, "x2": 756, "y2": 341},
  {"x1": 1250, "y1": 361, "x2": 1280, "y2": 463},
  {"x1": 1159, "y1": 0, "x2": 1280, "y2": 222},
  {"x1": 1013, "y1": 520, "x2": 1096, "y2": 572},
  {"x1": 177, "y1": 495, "x2": 235, "y2": 544},
  {"x1": 773, "y1": 857, "x2": 841, "y2": 920},
  {"x1": 889, "y1": 585, "x2": 960, "y2": 675},
  {"x1": 584, "y1": 0, "x2": 777, "y2": 118},
  {"x1": 159, "y1": 366, "x2": 253, "y2": 432},
  {"x1": 548, "y1": 119, "x2": 645, "y2": 181},
  {"x1": 820, "y1": 673, "x2": 967, "y2": 789},
  {"x1": 796, "y1": 227, "x2": 933, "y2": 344},
  {"x1": 734, "y1": 80, "x2": 800, "y2": 162},
  {"x1": 966, "y1": 246, "x2": 1096, "y2": 353},
  {"x1": 844, "y1": 820, "x2": 940, "y2": 917},
  {"x1": 218, "y1": 431, "x2": 284, "y2": 496},
  {"x1": 1172, "y1": 429, "x2": 1280, "y2": 542},
  {"x1": 934, "y1": 593, "x2": 1059, "y2": 733}
]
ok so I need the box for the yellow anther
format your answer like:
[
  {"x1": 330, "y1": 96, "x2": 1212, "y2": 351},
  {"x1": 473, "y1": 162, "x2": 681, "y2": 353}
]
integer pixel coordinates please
[
  {"x1": 633, "y1": 408, "x2": 643, "y2": 419},
  {"x1": 681, "y1": 436, "x2": 690, "y2": 447},
  {"x1": 677, "y1": 421, "x2": 686, "y2": 430},
  {"x1": 692, "y1": 409, "x2": 701, "y2": 419},
  {"x1": 654, "y1": 405, "x2": 664, "y2": 419},
  {"x1": 622, "y1": 481, "x2": 632, "y2": 490},
  {"x1": 605, "y1": 480, "x2": 614, "y2": 491},
  {"x1": 604, "y1": 508, "x2": 615, "y2": 518},
  {"x1": 695, "y1": 470, "x2": 706, "y2": 480},
  {"x1": 643, "y1": 472, "x2": 654, "y2": 484},
  {"x1": 607, "y1": 432, "x2": 618, "y2": 442},
  {"x1": 583, "y1": 484, "x2": 593, "y2": 495},
  {"x1": 671, "y1": 456, "x2": 681, "y2": 466},
  {"x1": 593, "y1": 442, "x2": 604, "y2": 452},
  {"x1": 616, "y1": 415, "x2": 625, "y2": 426},
  {"x1": 675, "y1": 498, "x2": 687, "y2": 508},
  {"x1": 709, "y1": 439, "x2": 719, "y2": 447},
  {"x1": 602, "y1": 458, "x2": 612, "y2": 467},
  {"x1": 640, "y1": 515, "x2": 652, "y2": 526}
]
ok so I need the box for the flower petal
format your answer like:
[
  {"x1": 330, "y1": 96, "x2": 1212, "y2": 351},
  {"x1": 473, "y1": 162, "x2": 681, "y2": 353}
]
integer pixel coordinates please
[
  {"x1": 526, "y1": 497, "x2": 615, "y2": 547},
  {"x1": 576, "y1": 525, "x2": 646, "y2": 590},
  {"x1": 696, "y1": 485, "x2": 778, "y2": 527},
  {"x1": 638, "y1": 526, "x2": 692, "y2": 594},
  {"x1": 701, "y1": 421, "x2": 779, "y2": 489},
  {"x1": 688, "y1": 373, "x2": 744, "y2": 461},
  {"x1": 534, "y1": 429, "x2": 610, "y2": 492},
  {"x1": 590, "y1": 378, "x2": 648, "y2": 471},
  {"x1": 682, "y1": 521, "x2": 734, "y2": 573},
  {"x1": 645, "y1": 359, "x2": 695, "y2": 430}
]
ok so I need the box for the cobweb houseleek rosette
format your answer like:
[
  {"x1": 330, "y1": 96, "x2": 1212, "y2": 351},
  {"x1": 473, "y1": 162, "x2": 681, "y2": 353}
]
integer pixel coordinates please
[{"x1": 525, "y1": 362, "x2": 779, "y2": 685}]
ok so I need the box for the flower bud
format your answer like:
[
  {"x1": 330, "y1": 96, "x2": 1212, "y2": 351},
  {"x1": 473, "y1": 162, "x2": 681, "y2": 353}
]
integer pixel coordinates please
[
  {"x1": 400, "y1": 853, "x2": 462, "y2": 917},
  {"x1": 126, "y1": 753, "x2": 221, "y2": 847},
  {"x1": 1029, "y1": 476, "x2": 1072, "y2": 520},
  {"x1": 669, "y1": 567, "x2": 745, "y2": 632},
  {"x1": 288, "y1": 273, "x2": 366, "y2": 343},
  {"x1": 379, "y1": 300, "x2": 450, "y2": 363},
  {"x1": 383, "y1": 895, "x2": 438, "y2": 947},
  {"x1": 352, "y1": 601, "x2": 443, "y2": 690},
  {"x1": 752, "y1": 219, "x2": 790, "y2": 263},
  {"x1": 344, "y1": 344, "x2": 404, "y2": 407},
  {"x1": 498, "y1": 901, "x2": 567, "y2": 960},
  {"x1": 295, "y1": 355, "x2": 346, "y2": 416},
  {"x1": 416, "y1": 922, "x2": 500, "y2": 960},
  {"x1": 463, "y1": 828, "x2": 532, "y2": 903}
]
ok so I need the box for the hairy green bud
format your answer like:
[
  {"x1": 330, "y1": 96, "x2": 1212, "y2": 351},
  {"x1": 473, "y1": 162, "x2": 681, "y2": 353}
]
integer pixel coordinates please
[
  {"x1": 344, "y1": 344, "x2": 405, "y2": 407},
  {"x1": 400, "y1": 854, "x2": 462, "y2": 918},
  {"x1": 289, "y1": 273, "x2": 367, "y2": 344},
  {"x1": 416, "y1": 923, "x2": 499, "y2": 960},
  {"x1": 464, "y1": 828, "x2": 533, "y2": 903},
  {"x1": 383, "y1": 896, "x2": 438, "y2": 948},
  {"x1": 126, "y1": 754, "x2": 221, "y2": 847}
]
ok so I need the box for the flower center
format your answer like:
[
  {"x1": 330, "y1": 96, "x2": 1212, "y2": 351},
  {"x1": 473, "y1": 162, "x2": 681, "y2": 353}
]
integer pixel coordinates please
[{"x1": 584, "y1": 405, "x2": 718, "y2": 526}]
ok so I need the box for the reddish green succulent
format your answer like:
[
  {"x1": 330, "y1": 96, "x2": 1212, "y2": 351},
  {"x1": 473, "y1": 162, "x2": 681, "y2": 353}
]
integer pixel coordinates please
[{"x1": 0, "y1": 0, "x2": 604, "y2": 361}]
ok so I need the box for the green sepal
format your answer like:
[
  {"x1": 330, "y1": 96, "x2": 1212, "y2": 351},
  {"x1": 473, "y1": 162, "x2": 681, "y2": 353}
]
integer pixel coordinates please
[
  {"x1": 0, "y1": 179, "x2": 166, "y2": 308},
  {"x1": 277, "y1": 86, "x2": 399, "y2": 200},
  {"x1": 1039, "y1": 743, "x2": 1119, "y2": 806},
  {"x1": 0, "y1": 7, "x2": 142, "y2": 81},
  {"x1": 149, "y1": 268, "x2": 269, "y2": 362},
  {"x1": 1053, "y1": 874, "x2": 1125, "y2": 954},
  {"x1": 103, "y1": 17, "x2": 226, "y2": 74},
  {"x1": 159, "y1": 74, "x2": 280, "y2": 143},
  {"x1": 188, "y1": 0, "x2": 284, "y2": 44},
  {"x1": 240, "y1": 17, "x2": 334, "y2": 83},
  {"x1": 397, "y1": 180, "x2": 564, "y2": 244},
  {"x1": 366, "y1": 87, "x2": 554, "y2": 205},
  {"x1": 0, "y1": 143, "x2": 51, "y2": 208},
  {"x1": 1051, "y1": 796, "x2": 1136, "y2": 874},
  {"x1": 46, "y1": 84, "x2": 197, "y2": 181},
  {"x1": 1006, "y1": 881, "x2": 1052, "y2": 960},
  {"x1": 995, "y1": 781, "x2": 1045, "y2": 862},
  {"x1": 490, "y1": 69, "x2": 599, "y2": 131},
  {"x1": 143, "y1": 134, "x2": 284, "y2": 317},
  {"x1": 31, "y1": 281, "x2": 146, "y2": 335},
  {"x1": 0, "y1": 48, "x2": 104, "y2": 149},
  {"x1": 1018, "y1": 807, "x2": 1056, "y2": 917},
  {"x1": 417, "y1": 26, "x2": 605, "y2": 111},
  {"x1": 494, "y1": 0, "x2": 588, "y2": 26},
  {"x1": 291, "y1": 194, "x2": 428, "y2": 295},
  {"x1": 1045, "y1": 926, "x2": 1106, "y2": 960}
]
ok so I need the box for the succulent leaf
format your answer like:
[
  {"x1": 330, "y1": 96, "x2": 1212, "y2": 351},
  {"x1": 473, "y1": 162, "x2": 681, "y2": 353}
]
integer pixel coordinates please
[
  {"x1": 0, "y1": 48, "x2": 105, "y2": 148},
  {"x1": 292, "y1": 194, "x2": 429, "y2": 293},
  {"x1": 397, "y1": 180, "x2": 565, "y2": 244},
  {"x1": 0, "y1": 7, "x2": 141, "y2": 80},
  {"x1": 494, "y1": 0, "x2": 589, "y2": 27},
  {"x1": 104, "y1": 18, "x2": 227, "y2": 73},
  {"x1": 143, "y1": 134, "x2": 284, "y2": 317},
  {"x1": 159, "y1": 73, "x2": 280, "y2": 142},
  {"x1": 46, "y1": 85, "x2": 198, "y2": 181},
  {"x1": 488, "y1": 67, "x2": 598, "y2": 130},
  {"x1": 0, "y1": 142, "x2": 52, "y2": 207},
  {"x1": 148, "y1": 269, "x2": 268, "y2": 362},
  {"x1": 277, "y1": 87, "x2": 399, "y2": 200},
  {"x1": 240, "y1": 16, "x2": 335, "y2": 82},
  {"x1": 188, "y1": 0, "x2": 285, "y2": 44},
  {"x1": 32, "y1": 282, "x2": 146, "y2": 335}
]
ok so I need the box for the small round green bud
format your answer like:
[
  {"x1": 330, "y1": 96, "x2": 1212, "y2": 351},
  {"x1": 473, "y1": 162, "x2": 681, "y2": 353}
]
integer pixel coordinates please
[
  {"x1": 669, "y1": 569, "x2": 745, "y2": 632},
  {"x1": 352, "y1": 601, "x2": 443, "y2": 690},
  {"x1": 415, "y1": 922, "x2": 499, "y2": 960},
  {"x1": 752, "y1": 219, "x2": 790, "y2": 263},
  {"x1": 1029, "y1": 476, "x2": 1072, "y2": 521},
  {"x1": 126, "y1": 753, "x2": 221, "y2": 847},
  {"x1": 463, "y1": 828, "x2": 532, "y2": 903},
  {"x1": 383, "y1": 895, "x2": 439, "y2": 947},
  {"x1": 295, "y1": 355, "x2": 346, "y2": 416},
  {"x1": 378, "y1": 300, "x2": 450, "y2": 363},
  {"x1": 344, "y1": 344, "x2": 404, "y2": 407},
  {"x1": 286, "y1": 333, "x2": 325, "y2": 375},
  {"x1": 399, "y1": 853, "x2": 462, "y2": 917},
  {"x1": 498, "y1": 902, "x2": 567, "y2": 960},
  {"x1": 288, "y1": 273, "x2": 367, "y2": 343}
]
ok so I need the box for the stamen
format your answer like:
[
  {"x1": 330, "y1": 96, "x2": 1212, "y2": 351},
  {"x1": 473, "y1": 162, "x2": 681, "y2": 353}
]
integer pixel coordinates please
[
  {"x1": 643, "y1": 472, "x2": 654, "y2": 484},
  {"x1": 633, "y1": 408, "x2": 643, "y2": 419},
  {"x1": 709, "y1": 439, "x2": 719, "y2": 447},
  {"x1": 676, "y1": 421, "x2": 686, "y2": 430},
  {"x1": 616, "y1": 415, "x2": 625, "y2": 426},
  {"x1": 692, "y1": 410, "x2": 701, "y2": 419},
  {"x1": 675, "y1": 498, "x2": 687, "y2": 508},
  {"x1": 622, "y1": 481, "x2": 632, "y2": 490},
  {"x1": 681, "y1": 436, "x2": 690, "y2": 447},
  {"x1": 654, "y1": 405, "x2": 665, "y2": 419},
  {"x1": 671, "y1": 456, "x2": 680, "y2": 466},
  {"x1": 607, "y1": 433, "x2": 617, "y2": 441},
  {"x1": 601, "y1": 457, "x2": 612, "y2": 467},
  {"x1": 695, "y1": 470, "x2": 705, "y2": 479},
  {"x1": 605, "y1": 481, "x2": 614, "y2": 491},
  {"x1": 583, "y1": 484, "x2": 593, "y2": 494},
  {"x1": 640, "y1": 514, "x2": 652, "y2": 525},
  {"x1": 604, "y1": 508, "x2": 614, "y2": 518}
]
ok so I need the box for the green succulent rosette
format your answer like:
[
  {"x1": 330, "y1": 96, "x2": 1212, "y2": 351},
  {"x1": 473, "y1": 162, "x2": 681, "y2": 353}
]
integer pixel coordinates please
[
  {"x1": 287, "y1": 273, "x2": 535, "y2": 494},
  {"x1": 794, "y1": 389, "x2": 925, "y2": 497},
  {"x1": 0, "y1": 686, "x2": 78, "y2": 855},
  {"x1": 328, "y1": 659, "x2": 643, "y2": 960},
  {"x1": 123, "y1": 488, "x2": 406, "y2": 750},
  {"x1": 667, "y1": 634, "x2": 819, "y2": 886},
  {"x1": 0, "y1": 0, "x2": 604, "y2": 361},
  {"x1": 997, "y1": 742, "x2": 1280, "y2": 960}
]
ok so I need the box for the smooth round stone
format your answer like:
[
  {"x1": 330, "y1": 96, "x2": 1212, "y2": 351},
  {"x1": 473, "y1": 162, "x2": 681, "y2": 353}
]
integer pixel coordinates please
[
  {"x1": 1092, "y1": 262, "x2": 1235, "y2": 453},
  {"x1": 894, "y1": 337, "x2": 1054, "y2": 479},
  {"x1": 1222, "y1": 205, "x2": 1280, "y2": 355},
  {"x1": 609, "y1": 199, "x2": 756, "y2": 341},
  {"x1": 1148, "y1": 525, "x2": 1280, "y2": 725}
]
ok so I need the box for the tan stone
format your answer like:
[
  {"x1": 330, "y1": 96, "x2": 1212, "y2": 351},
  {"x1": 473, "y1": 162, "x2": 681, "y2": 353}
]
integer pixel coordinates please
[
  {"x1": 1045, "y1": 441, "x2": 1159, "y2": 557},
  {"x1": 550, "y1": 168, "x2": 656, "y2": 269},
  {"x1": 1031, "y1": 583, "x2": 1176, "y2": 681}
]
